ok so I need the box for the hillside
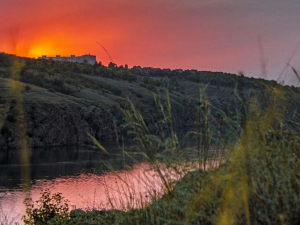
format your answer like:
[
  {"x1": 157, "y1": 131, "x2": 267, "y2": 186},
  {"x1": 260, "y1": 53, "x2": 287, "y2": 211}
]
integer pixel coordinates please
[{"x1": 0, "y1": 53, "x2": 299, "y2": 149}]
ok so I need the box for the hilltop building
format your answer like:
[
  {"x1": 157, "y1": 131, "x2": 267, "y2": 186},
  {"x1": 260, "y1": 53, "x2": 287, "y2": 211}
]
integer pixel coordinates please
[{"x1": 38, "y1": 54, "x2": 96, "y2": 65}]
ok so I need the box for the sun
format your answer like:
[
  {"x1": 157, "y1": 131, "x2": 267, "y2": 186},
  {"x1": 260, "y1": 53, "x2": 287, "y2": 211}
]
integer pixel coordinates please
[{"x1": 28, "y1": 44, "x2": 57, "y2": 58}]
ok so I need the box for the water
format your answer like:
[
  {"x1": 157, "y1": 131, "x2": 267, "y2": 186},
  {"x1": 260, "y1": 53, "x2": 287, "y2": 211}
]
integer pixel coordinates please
[{"x1": 0, "y1": 145, "x2": 169, "y2": 224}]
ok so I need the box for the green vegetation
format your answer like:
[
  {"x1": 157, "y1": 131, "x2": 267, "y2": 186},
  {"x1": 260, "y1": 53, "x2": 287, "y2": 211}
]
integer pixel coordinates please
[
  {"x1": 23, "y1": 78, "x2": 300, "y2": 224},
  {"x1": 23, "y1": 190, "x2": 69, "y2": 225},
  {"x1": 1, "y1": 53, "x2": 297, "y2": 146},
  {"x1": 1, "y1": 53, "x2": 300, "y2": 224}
]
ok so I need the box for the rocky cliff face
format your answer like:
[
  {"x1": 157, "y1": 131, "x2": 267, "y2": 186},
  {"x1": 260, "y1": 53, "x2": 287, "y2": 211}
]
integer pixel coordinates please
[
  {"x1": 0, "y1": 103, "x2": 118, "y2": 149},
  {"x1": 0, "y1": 87, "x2": 198, "y2": 150},
  {"x1": 26, "y1": 103, "x2": 116, "y2": 148},
  {"x1": 0, "y1": 81, "x2": 119, "y2": 149},
  {"x1": 1, "y1": 54, "x2": 299, "y2": 150}
]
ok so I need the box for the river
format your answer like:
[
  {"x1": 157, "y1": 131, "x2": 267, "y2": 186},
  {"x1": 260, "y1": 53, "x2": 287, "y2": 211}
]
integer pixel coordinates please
[{"x1": 0, "y1": 144, "x2": 188, "y2": 224}]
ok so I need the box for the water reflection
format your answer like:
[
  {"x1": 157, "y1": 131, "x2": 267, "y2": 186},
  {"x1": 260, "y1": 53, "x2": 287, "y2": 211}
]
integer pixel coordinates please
[
  {"x1": 0, "y1": 145, "x2": 164, "y2": 224},
  {"x1": 0, "y1": 145, "x2": 139, "y2": 190},
  {"x1": 0, "y1": 144, "x2": 211, "y2": 224},
  {"x1": 0, "y1": 162, "x2": 170, "y2": 224}
]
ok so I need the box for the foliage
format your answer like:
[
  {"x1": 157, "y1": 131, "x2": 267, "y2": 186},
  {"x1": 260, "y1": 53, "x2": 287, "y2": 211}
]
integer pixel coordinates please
[
  {"x1": 22, "y1": 190, "x2": 69, "y2": 225},
  {"x1": 67, "y1": 83, "x2": 300, "y2": 224},
  {"x1": 1, "y1": 53, "x2": 296, "y2": 99},
  {"x1": 0, "y1": 52, "x2": 298, "y2": 224}
]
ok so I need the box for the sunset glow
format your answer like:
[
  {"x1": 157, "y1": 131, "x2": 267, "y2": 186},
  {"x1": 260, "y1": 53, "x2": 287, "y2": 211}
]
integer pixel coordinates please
[
  {"x1": 1, "y1": 2, "x2": 300, "y2": 224},
  {"x1": 1, "y1": 0, "x2": 300, "y2": 83},
  {"x1": 28, "y1": 44, "x2": 58, "y2": 58}
]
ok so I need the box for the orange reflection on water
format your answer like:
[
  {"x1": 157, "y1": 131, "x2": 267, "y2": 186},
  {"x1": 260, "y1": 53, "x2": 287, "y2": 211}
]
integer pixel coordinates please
[
  {"x1": 0, "y1": 162, "x2": 181, "y2": 224},
  {"x1": 1, "y1": 160, "x2": 219, "y2": 224}
]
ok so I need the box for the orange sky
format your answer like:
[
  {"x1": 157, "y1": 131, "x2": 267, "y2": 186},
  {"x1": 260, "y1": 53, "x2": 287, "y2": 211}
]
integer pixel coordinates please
[{"x1": 1, "y1": 0, "x2": 300, "y2": 84}]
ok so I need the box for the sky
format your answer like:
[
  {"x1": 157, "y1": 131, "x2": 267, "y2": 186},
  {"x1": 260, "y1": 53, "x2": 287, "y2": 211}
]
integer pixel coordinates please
[{"x1": 0, "y1": 0, "x2": 300, "y2": 84}]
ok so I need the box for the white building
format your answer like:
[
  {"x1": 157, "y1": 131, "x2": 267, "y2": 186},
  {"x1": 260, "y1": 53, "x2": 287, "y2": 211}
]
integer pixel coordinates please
[{"x1": 38, "y1": 54, "x2": 96, "y2": 65}]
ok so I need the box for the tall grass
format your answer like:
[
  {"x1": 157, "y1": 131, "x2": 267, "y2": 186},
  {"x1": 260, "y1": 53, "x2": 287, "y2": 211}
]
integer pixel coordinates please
[
  {"x1": 68, "y1": 78, "x2": 300, "y2": 225},
  {"x1": 2, "y1": 55, "x2": 300, "y2": 224},
  {"x1": 0, "y1": 203, "x2": 20, "y2": 225},
  {"x1": 23, "y1": 77, "x2": 300, "y2": 224}
]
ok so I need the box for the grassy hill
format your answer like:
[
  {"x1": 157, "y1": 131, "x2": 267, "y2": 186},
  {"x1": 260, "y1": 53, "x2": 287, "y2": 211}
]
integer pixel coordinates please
[{"x1": 0, "y1": 53, "x2": 299, "y2": 149}]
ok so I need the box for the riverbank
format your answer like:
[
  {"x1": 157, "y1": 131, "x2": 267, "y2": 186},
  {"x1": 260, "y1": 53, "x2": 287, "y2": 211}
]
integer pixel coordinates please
[
  {"x1": 2, "y1": 54, "x2": 300, "y2": 224},
  {"x1": 32, "y1": 127, "x2": 300, "y2": 225},
  {"x1": 21, "y1": 122, "x2": 300, "y2": 224}
]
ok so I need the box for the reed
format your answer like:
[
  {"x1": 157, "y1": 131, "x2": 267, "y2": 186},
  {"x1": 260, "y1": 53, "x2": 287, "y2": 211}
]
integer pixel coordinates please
[{"x1": 1, "y1": 54, "x2": 299, "y2": 224}]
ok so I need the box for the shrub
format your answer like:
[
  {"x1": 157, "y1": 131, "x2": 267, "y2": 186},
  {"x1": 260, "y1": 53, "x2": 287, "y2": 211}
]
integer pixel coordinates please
[
  {"x1": 111, "y1": 88, "x2": 123, "y2": 96},
  {"x1": 135, "y1": 93, "x2": 143, "y2": 98},
  {"x1": 0, "y1": 97, "x2": 6, "y2": 104},
  {"x1": 25, "y1": 85, "x2": 31, "y2": 92},
  {"x1": 6, "y1": 113, "x2": 17, "y2": 123},
  {"x1": 23, "y1": 190, "x2": 69, "y2": 225},
  {"x1": 0, "y1": 124, "x2": 11, "y2": 136}
]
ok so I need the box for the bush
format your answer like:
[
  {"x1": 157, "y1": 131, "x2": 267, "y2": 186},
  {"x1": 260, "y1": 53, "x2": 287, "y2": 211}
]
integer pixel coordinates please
[
  {"x1": 6, "y1": 113, "x2": 17, "y2": 123},
  {"x1": 23, "y1": 190, "x2": 69, "y2": 225},
  {"x1": 111, "y1": 88, "x2": 122, "y2": 96},
  {"x1": 0, "y1": 124, "x2": 11, "y2": 136},
  {"x1": 0, "y1": 97, "x2": 6, "y2": 104},
  {"x1": 135, "y1": 93, "x2": 143, "y2": 98},
  {"x1": 25, "y1": 85, "x2": 31, "y2": 92}
]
